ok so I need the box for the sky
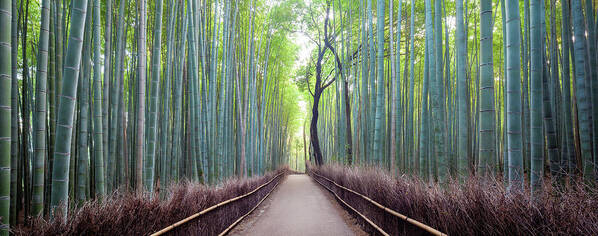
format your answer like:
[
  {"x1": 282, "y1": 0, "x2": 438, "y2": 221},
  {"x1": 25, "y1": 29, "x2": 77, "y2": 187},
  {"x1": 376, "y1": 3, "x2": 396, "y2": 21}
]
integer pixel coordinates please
[
  {"x1": 291, "y1": 31, "x2": 315, "y2": 71},
  {"x1": 288, "y1": 26, "x2": 313, "y2": 155}
]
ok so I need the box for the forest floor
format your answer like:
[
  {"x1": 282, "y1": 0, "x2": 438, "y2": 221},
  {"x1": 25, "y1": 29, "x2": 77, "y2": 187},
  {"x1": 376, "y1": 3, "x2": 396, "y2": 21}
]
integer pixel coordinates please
[{"x1": 229, "y1": 174, "x2": 366, "y2": 236}]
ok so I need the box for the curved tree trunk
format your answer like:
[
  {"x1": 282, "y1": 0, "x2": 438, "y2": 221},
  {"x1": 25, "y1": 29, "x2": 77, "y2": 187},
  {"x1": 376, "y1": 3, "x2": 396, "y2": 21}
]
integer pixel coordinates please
[{"x1": 310, "y1": 93, "x2": 323, "y2": 165}]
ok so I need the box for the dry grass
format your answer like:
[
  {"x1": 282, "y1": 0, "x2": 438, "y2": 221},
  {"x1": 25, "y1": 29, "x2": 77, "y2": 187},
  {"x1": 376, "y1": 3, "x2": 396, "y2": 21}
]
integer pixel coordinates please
[
  {"x1": 16, "y1": 168, "x2": 287, "y2": 235},
  {"x1": 310, "y1": 164, "x2": 598, "y2": 236}
]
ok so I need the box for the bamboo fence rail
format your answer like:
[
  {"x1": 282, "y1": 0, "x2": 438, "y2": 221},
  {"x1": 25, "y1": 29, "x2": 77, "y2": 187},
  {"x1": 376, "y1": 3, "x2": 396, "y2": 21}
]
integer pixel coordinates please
[
  {"x1": 312, "y1": 173, "x2": 390, "y2": 236},
  {"x1": 310, "y1": 171, "x2": 447, "y2": 236},
  {"x1": 151, "y1": 172, "x2": 286, "y2": 236}
]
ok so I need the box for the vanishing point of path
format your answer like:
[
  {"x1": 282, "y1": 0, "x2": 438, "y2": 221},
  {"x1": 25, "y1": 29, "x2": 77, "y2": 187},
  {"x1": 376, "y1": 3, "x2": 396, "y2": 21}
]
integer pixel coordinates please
[{"x1": 230, "y1": 174, "x2": 366, "y2": 236}]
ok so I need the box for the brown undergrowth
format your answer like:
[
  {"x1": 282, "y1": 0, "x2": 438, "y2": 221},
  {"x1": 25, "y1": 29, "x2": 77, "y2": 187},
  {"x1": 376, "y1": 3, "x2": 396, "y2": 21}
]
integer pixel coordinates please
[
  {"x1": 310, "y1": 164, "x2": 598, "y2": 235},
  {"x1": 16, "y1": 168, "x2": 287, "y2": 235}
]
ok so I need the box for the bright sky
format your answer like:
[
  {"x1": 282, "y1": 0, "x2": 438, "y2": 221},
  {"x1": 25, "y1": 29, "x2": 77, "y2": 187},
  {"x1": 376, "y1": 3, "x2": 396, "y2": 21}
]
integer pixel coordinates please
[
  {"x1": 291, "y1": 30, "x2": 310, "y2": 139},
  {"x1": 289, "y1": 27, "x2": 313, "y2": 144},
  {"x1": 291, "y1": 32, "x2": 315, "y2": 70}
]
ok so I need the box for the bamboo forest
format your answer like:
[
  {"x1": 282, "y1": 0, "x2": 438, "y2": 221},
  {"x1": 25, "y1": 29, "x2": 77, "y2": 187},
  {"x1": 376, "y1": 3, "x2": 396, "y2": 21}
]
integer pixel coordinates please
[{"x1": 1, "y1": 0, "x2": 598, "y2": 235}]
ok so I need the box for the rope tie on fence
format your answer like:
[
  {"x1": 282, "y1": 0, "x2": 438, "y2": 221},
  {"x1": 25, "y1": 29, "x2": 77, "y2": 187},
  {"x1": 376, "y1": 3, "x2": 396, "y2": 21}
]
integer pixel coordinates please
[
  {"x1": 310, "y1": 171, "x2": 447, "y2": 236},
  {"x1": 151, "y1": 172, "x2": 285, "y2": 236}
]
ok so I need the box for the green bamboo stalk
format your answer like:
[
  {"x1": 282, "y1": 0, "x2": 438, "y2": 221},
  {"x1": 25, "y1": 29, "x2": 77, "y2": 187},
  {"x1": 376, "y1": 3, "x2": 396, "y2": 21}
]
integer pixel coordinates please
[
  {"x1": 53, "y1": 1, "x2": 63, "y2": 163},
  {"x1": 424, "y1": 0, "x2": 437, "y2": 182},
  {"x1": 20, "y1": 0, "x2": 32, "y2": 218},
  {"x1": 408, "y1": 0, "x2": 415, "y2": 175},
  {"x1": 171, "y1": 6, "x2": 188, "y2": 181},
  {"x1": 145, "y1": 0, "x2": 163, "y2": 192},
  {"x1": 160, "y1": 0, "x2": 176, "y2": 187},
  {"x1": 433, "y1": 0, "x2": 446, "y2": 183},
  {"x1": 102, "y1": 0, "x2": 112, "y2": 191},
  {"x1": 77, "y1": 1, "x2": 93, "y2": 202},
  {"x1": 389, "y1": 0, "x2": 397, "y2": 172},
  {"x1": 0, "y1": 0, "x2": 12, "y2": 232},
  {"x1": 259, "y1": 37, "x2": 270, "y2": 174},
  {"x1": 442, "y1": 1, "x2": 450, "y2": 175},
  {"x1": 114, "y1": 23, "x2": 126, "y2": 189},
  {"x1": 210, "y1": 2, "x2": 221, "y2": 179},
  {"x1": 358, "y1": 0, "x2": 369, "y2": 163},
  {"x1": 135, "y1": 0, "x2": 147, "y2": 193},
  {"x1": 456, "y1": 0, "x2": 468, "y2": 178},
  {"x1": 478, "y1": 0, "x2": 495, "y2": 176},
  {"x1": 77, "y1": 8, "x2": 92, "y2": 202},
  {"x1": 500, "y1": 0, "x2": 508, "y2": 183},
  {"x1": 585, "y1": 0, "x2": 598, "y2": 164},
  {"x1": 571, "y1": 0, "x2": 594, "y2": 183},
  {"x1": 9, "y1": 0, "x2": 17, "y2": 227},
  {"x1": 217, "y1": 1, "x2": 231, "y2": 178},
  {"x1": 522, "y1": 0, "x2": 530, "y2": 176},
  {"x1": 359, "y1": 0, "x2": 368, "y2": 165},
  {"x1": 46, "y1": 0, "x2": 55, "y2": 214},
  {"x1": 560, "y1": 0, "x2": 575, "y2": 176},
  {"x1": 505, "y1": 0, "x2": 523, "y2": 190},
  {"x1": 529, "y1": 0, "x2": 543, "y2": 194},
  {"x1": 198, "y1": 2, "x2": 210, "y2": 179},
  {"x1": 367, "y1": 0, "x2": 375, "y2": 160},
  {"x1": 108, "y1": 0, "x2": 126, "y2": 192},
  {"x1": 92, "y1": 0, "x2": 104, "y2": 196},
  {"x1": 420, "y1": 42, "x2": 430, "y2": 181},
  {"x1": 396, "y1": 0, "x2": 404, "y2": 174},
  {"x1": 238, "y1": 0, "x2": 254, "y2": 176},
  {"x1": 542, "y1": 58, "x2": 558, "y2": 185},
  {"x1": 186, "y1": 0, "x2": 200, "y2": 181},
  {"x1": 547, "y1": 0, "x2": 560, "y2": 181},
  {"x1": 51, "y1": 0, "x2": 89, "y2": 216},
  {"x1": 372, "y1": 0, "x2": 385, "y2": 165},
  {"x1": 32, "y1": 0, "x2": 51, "y2": 215},
  {"x1": 196, "y1": 27, "x2": 207, "y2": 181}
]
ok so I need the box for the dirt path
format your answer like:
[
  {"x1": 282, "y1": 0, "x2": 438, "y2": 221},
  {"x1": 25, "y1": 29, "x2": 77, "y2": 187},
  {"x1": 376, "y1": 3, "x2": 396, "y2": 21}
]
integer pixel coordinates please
[{"x1": 229, "y1": 174, "x2": 366, "y2": 236}]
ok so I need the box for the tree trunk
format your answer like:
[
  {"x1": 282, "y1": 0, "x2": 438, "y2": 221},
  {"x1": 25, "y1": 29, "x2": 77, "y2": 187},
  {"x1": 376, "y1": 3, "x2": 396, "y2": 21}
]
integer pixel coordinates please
[{"x1": 310, "y1": 93, "x2": 323, "y2": 165}]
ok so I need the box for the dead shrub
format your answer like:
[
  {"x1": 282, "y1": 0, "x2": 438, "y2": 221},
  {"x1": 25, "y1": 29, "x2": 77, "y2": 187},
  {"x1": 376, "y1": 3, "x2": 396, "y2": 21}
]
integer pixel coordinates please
[
  {"x1": 16, "y1": 168, "x2": 287, "y2": 236},
  {"x1": 310, "y1": 164, "x2": 598, "y2": 235}
]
